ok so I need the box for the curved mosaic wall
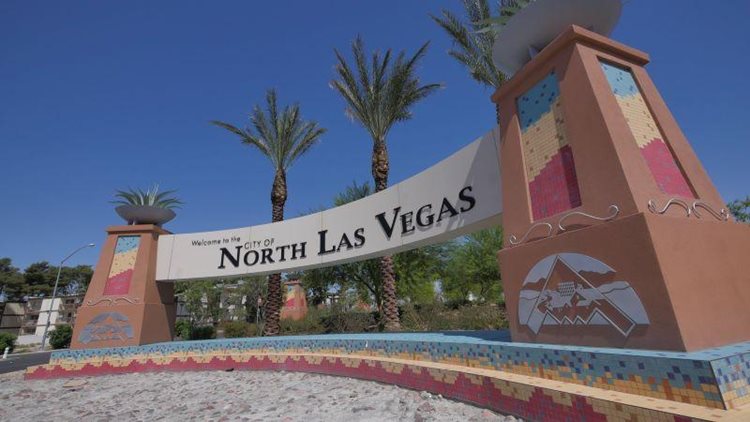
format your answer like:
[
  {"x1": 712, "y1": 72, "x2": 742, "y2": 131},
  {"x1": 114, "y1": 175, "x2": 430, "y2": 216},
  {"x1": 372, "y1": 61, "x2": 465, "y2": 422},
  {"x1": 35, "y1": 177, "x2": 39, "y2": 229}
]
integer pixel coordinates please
[{"x1": 26, "y1": 332, "x2": 750, "y2": 411}]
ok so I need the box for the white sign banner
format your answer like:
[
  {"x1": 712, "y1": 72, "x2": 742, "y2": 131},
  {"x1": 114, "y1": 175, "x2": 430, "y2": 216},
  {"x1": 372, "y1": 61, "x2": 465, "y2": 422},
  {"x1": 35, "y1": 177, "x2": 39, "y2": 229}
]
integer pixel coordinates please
[{"x1": 156, "y1": 129, "x2": 503, "y2": 281}]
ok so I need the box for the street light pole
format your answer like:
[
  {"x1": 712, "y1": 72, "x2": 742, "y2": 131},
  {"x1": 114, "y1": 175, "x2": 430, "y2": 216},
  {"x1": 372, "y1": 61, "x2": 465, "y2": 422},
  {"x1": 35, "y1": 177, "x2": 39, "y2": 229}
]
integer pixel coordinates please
[{"x1": 40, "y1": 243, "x2": 95, "y2": 350}]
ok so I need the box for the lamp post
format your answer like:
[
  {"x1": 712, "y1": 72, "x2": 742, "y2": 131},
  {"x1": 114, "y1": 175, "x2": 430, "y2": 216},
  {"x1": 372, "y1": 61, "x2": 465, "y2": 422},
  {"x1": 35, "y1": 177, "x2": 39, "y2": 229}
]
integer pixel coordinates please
[{"x1": 40, "y1": 243, "x2": 95, "y2": 350}]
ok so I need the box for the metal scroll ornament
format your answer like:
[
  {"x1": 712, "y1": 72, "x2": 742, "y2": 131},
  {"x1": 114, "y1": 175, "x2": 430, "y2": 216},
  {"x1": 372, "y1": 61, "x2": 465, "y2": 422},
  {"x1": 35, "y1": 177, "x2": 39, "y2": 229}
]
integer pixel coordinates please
[
  {"x1": 509, "y1": 204, "x2": 621, "y2": 245},
  {"x1": 647, "y1": 199, "x2": 728, "y2": 221},
  {"x1": 691, "y1": 200, "x2": 729, "y2": 221},
  {"x1": 86, "y1": 297, "x2": 140, "y2": 306},
  {"x1": 558, "y1": 205, "x2": 620, "y2": 231},
  {"x1": 647, "y1": 199, "x2": 691, "y2": 217},
  {"x1": 508, "y1": 222, "x2": 553, "y2": 245}
]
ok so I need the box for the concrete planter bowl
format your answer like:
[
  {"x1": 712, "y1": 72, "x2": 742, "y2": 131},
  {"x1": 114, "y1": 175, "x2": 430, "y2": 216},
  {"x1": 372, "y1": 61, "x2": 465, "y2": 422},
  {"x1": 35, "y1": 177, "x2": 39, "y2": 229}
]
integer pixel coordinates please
[
  {"x1": 492, "y1": 0, "x2": 622, "y2": 76},
  {"x1": 115, "y1": 205, "x2": 176, "y2": 226}
]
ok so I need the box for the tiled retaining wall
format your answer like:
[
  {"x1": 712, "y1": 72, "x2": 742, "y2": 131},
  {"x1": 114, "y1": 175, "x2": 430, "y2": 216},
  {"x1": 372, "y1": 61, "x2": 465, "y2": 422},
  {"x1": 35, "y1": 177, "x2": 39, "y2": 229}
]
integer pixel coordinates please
[{"x1": 27, "y1": 332, "x2": 750, "y2": 410}]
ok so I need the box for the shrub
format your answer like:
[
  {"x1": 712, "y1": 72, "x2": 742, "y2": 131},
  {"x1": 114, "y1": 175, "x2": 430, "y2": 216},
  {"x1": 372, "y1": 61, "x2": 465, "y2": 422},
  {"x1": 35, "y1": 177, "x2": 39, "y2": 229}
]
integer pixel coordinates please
[
  {"x1": 400, "y1": 303, "x2": 507, "y2": 331},
  {"x1": 454, "y1": 303, "x2": 507, "y2": 330},
  {"x1": 49, "y1": 325, "x2": 73, "y2": 349},
  {"x1": 277, "y1": 307, "x2": 376, "y2": 335},
  {"x1": 222, "y1": 321, "x2": 254, "y2": 338},
  {"x1": 0, "y1": 332, "x2": 17, "y2": 353},
  {"x1": 174, "y1": 320, "x2": 192, "y2": 340},
  {"x1": 321, "y1": 310, "x2": 376, "y2": 333},
  {"x1": 280, "y1": 308, "x2": 325, "y2": 335},
  {"x1": 399, "y1": 304, "x2": 428, "y2": 331},
  {"x1": 189, "y1": 325, "x2": 216, "y2": 340}
]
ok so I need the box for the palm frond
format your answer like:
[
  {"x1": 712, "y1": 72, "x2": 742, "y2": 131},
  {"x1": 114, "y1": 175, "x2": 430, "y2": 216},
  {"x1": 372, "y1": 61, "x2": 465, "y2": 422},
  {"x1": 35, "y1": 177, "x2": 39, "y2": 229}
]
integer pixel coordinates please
[
  {"x1": 331, "y1": 37, "x2": 441, "y2": 142},
  {"x1": 212, "y1": 88, "x2": 325, "y2": 172},
  {"x1": 431, "y1": 0, "x2": 514, "y2": 89}
]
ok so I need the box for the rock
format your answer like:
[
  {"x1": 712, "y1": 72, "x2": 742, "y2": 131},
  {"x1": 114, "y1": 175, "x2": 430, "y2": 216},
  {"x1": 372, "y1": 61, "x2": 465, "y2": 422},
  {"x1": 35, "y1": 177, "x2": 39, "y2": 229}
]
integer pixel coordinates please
[
  {"x1": 417, "y1": 402, "x2": 435, "y2": 413},
  {"x1": 63, "y1": 379, "x2": 88, "y2": 390},
  {"x1": 482, "y1": 409, "x2": 496, "y2": 419},
  {"x1": 419, "y1": 391, "x2": 433, "y2": 400}
]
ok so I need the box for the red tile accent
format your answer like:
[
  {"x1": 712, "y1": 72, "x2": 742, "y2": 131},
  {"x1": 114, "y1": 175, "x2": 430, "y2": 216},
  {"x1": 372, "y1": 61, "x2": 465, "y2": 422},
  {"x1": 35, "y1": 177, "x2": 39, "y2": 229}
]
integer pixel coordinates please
[
  {"x1": 528, "y1": 145, "x2": 582, "y2": 219},
  {"x1": 640, "y1": 139, "x2": 694, "y2": 198},
  {"x1": 103, "y1": 269, "x2": 134, "y2": 295}
]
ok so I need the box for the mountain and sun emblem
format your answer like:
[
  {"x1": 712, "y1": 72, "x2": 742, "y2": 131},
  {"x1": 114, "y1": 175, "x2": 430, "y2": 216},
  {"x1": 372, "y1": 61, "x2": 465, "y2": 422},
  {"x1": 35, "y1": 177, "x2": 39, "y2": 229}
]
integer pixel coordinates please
[{"x1": 518, "y1": 253, "x2": 649, "y2": 337}]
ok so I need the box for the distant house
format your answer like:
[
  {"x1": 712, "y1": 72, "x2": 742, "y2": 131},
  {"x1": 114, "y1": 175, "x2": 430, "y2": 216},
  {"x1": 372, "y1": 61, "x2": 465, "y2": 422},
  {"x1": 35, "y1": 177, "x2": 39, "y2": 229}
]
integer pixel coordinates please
[
  {"x1": 0, "y1": 294, "x2": 84, "y2": 340},
  {"x1": 0, "y1": 302, "x2": 25, "y2": 334}
]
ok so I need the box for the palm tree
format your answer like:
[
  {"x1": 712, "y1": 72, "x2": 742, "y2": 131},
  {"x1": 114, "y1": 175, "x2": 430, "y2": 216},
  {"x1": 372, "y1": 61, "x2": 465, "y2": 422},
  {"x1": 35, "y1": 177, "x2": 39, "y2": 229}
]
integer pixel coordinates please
[
  {"x1": 331, "y1": 36, "x2": 441, "y2": 330},
  {"x1": 211, "y1": 89, "x2": 326, "y2": 336},
  {"x1": 431, "y1": 0, "x2": 527, "y2": 123}
]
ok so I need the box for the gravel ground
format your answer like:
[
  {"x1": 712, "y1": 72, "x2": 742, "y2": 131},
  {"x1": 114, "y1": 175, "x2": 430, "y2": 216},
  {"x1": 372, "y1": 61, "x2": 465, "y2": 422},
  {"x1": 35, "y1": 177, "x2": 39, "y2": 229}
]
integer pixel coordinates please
[{"x1": 1, "y1": 370, "x2": 520, "y2": 421}]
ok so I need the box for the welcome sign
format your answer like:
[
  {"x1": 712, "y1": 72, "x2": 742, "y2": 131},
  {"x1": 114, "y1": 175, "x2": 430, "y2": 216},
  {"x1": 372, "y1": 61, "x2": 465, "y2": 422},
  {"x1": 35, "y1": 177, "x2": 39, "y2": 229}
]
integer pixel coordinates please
[{"x1": 155, "y1": 130, "x2": 503, "y2": 281}]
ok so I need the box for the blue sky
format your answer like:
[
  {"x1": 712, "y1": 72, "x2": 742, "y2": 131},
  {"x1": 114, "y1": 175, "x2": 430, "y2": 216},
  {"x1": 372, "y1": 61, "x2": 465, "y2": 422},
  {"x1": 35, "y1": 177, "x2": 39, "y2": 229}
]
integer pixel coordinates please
[{"x1": 1, "y1": 1, "x2": 748, "y2": 270}]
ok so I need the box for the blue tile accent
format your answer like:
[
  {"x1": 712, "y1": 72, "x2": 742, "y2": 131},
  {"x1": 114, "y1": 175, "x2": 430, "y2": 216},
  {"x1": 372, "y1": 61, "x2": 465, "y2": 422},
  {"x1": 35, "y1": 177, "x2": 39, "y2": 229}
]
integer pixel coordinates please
[
  {"x1": 516, "y1": 72, "x2": 561, "y2": 131},
  {"x1": 600, "y1": 62, "x2": 638, "y2": 97}
]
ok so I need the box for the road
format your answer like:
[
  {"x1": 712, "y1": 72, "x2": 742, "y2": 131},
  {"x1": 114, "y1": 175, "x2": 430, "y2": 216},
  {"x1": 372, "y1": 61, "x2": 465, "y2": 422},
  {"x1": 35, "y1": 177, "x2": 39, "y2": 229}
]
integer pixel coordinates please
[{"x1": 0, "y1": 351, "x2": 51, "y2": 374}]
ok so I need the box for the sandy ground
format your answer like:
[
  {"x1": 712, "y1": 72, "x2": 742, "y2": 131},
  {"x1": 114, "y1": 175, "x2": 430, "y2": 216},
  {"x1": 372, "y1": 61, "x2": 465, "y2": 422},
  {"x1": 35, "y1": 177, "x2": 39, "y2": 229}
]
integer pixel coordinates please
[{"x1": 0, "y1": 370, "x2": 520, "y2": 421}]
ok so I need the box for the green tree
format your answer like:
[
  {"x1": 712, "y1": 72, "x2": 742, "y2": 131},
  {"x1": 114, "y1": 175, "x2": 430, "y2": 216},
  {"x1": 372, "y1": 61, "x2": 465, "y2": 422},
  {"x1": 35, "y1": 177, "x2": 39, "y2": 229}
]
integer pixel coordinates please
[
  {"x1": 442, "y1": 227, "x2": 504, "y2": 304},
  {"x1": 393, "y1": 244, "x2": 448, "y2": 304},
  {"x1": 728, "y1": 196, "x2": 750, "y2": 223},
  {"x1": 212, "y1": 89, "x2": 326, "y2": 336},
  {"x1": 178, "y1": 280, "x2": 224, "y2": 326},
  {"x1": 235, "y1": 276, "x2": 267, "y2": 324},
  {"x1": 0, "y1": 332, "x2": 16, "y2": 353},
  {"x1": 0, "y1": 258, "x2": 25, "y2": 301},
  {"x1": 23, "y1": 262, "x2": 55, "y2": 297},
  {"x1": 331, "y1": 37, "x2": 441, "y2": 330},
  {"x1": 49, "y1": 325, "x2": 73, "y2": 349},
  {"x1": 59, "y1": 265, "x2": 93, "y2": 296},
  {"x1": 299, "y1": 266, "x2": 338, "y2": 307}
]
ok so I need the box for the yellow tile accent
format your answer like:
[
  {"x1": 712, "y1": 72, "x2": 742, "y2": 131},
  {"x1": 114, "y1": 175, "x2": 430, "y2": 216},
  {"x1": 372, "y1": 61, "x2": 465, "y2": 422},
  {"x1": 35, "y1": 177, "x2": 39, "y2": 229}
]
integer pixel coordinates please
[
  {"x1": 615, "y1": 93, "x2": 662, "y2": 148},
  {"x1": 521, "y1": 97, "x2": 568, "y2": 180}
]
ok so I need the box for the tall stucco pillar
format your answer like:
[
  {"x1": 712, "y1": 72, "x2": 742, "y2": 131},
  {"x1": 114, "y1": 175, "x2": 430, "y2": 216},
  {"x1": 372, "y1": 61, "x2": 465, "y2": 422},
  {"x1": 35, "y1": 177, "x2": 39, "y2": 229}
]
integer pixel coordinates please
[{"x1": 494, "y1": 25, "x2": 750, "y2": 351}]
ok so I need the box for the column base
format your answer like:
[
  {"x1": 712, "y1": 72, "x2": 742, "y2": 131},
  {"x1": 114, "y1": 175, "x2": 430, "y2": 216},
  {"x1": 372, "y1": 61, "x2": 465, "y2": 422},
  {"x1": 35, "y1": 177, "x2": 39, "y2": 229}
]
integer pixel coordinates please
[
  {"x1": 71, "y1": 302, "x2": 175, "y2": 349},
  {"x1": 499, "y1": 212, "x2": 750, "y2": 352}
]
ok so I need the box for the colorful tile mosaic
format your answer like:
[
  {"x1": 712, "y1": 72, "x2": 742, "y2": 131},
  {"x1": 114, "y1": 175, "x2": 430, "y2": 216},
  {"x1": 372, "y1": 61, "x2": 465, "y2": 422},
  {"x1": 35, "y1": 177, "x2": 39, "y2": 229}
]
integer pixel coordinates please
[
  {"x1": 27, "y1": 332, "x2": 750, "y2": 411},
  {"x1": 600, "y1": 61, "x2": 694, "y2": 198},
  {"x1": 517, "y1": 72, "x2": 582, "y2": 220},
  {"x1": 103, "y1": 235, "x2": 139, "y2": 295}
]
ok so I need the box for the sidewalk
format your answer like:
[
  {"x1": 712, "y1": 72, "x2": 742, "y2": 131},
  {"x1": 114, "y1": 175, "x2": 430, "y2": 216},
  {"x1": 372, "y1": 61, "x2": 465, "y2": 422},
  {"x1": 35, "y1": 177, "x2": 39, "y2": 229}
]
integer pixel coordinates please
[{"x1": 0, "y1": 350, "x2": 50, "y2": 374}]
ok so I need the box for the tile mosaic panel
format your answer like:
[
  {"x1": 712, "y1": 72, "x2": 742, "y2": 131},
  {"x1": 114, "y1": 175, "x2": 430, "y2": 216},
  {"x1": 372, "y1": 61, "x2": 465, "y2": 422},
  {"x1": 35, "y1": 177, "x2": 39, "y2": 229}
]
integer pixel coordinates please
[
  {"x1": 600, "y1": 61, "x2": 694, "y2": 198},
  {"x1": 516, "y1": 72, "x2": 582, "y2": 220},
  {"x1": 103, "y1": 235, "x2": 140, "y2": 295}
]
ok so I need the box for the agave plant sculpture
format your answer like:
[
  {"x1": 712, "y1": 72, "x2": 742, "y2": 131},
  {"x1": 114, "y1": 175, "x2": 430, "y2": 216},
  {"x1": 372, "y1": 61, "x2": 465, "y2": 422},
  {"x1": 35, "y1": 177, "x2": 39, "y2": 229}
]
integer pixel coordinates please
[
  {"x1": 112, "y1": 185, "x2": 182, "y2": 209},
  {"x1": 112, "y1": 185, "x2": 182, "y2": 225}
]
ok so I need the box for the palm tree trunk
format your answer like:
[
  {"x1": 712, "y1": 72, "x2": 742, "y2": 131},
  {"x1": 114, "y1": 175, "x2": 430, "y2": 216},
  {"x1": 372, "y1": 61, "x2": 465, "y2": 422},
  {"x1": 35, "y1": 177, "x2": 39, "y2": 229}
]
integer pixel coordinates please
[
  {"x1": 372, "y1": 139, "x2": 400, "y2": 331},
  {"x1": 495, "y1": 102, "x2": 501, "y2": 126},
  {"x1": 263, "y1": 170, "x2": 287, "y2": 336}
]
